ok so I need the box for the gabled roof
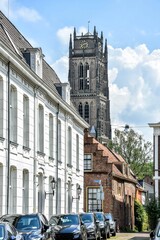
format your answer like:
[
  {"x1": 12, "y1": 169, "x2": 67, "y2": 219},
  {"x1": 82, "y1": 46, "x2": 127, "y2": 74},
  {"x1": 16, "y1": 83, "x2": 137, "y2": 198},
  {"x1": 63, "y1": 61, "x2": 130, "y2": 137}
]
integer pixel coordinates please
[
  {"x1": 84, "y1": 131, "x2": 138, "y2": 183},
  {"x1": 92, "y1": 137, "x2": 121, "y2": 163},
  {"x1": 0, "y1": 11, "x2": 60, "y2": 90}
]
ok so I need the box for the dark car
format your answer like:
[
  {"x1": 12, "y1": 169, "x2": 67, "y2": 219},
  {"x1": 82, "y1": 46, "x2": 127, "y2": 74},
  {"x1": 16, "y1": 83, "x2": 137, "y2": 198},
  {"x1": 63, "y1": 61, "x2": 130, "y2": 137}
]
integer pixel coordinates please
[
  {"x1": 0, "y1": 213, "x2": 55, "y2": 240},
  {"x1": 95, "y1": 212, "x2": 110, "y2": 239},
  {"x1": 80, "y1": 212, "x2": 101, "y2": 240},
  {"x1": 105, "y1": 213, "x2": 116, "y2": 237},
  {"x1": 150, "y1": 218, "x2": 160, "y2": 239},
  {"x1": 0, "y1": 221, "x2": 23, "y2": 240},
  {"x1": 50, "y1": 213, "x2": 87, "y2": 240}
]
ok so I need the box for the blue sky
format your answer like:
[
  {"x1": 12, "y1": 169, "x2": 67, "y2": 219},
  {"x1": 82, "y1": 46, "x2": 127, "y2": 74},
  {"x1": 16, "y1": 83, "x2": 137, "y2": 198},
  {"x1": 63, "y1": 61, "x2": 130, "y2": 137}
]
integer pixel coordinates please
[{"x1": 1, "y1": 0, "x2": 160, "y2": 143}]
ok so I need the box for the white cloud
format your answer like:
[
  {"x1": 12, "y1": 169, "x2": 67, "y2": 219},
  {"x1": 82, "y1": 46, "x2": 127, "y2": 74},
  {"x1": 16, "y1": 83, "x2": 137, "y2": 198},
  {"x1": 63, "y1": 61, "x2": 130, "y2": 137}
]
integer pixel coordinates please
[
  {"x1": 108, "y1": 68, "x2": 118, "y2": 83},
  {"x1": 107, "y1": 44, "x2": 160, "y2": 142},
  {"x1": 16, "y1": 7, "x2": 42, "y2": 22},
  {"x1": 56, "y1": 26, "x2": 88, "y2": 46},
  {"x1": 0, "y1": 1, "x2": 42, "y2": 23},
  {"x1": 51, "y1": 55, "x2": 68, "y2": 83},
  {"x1": 57, "y1": 27, "x2": 74, "y2": 46}
]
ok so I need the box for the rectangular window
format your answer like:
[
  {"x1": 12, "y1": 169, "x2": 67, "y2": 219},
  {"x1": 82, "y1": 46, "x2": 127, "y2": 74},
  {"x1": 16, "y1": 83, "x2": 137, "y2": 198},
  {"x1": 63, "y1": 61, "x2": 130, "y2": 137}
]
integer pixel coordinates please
[
  {"x1": 87, "y1": 188, "x2": 102, "y2": 212},
  {"x1": 117, "y1": 183, "x2": 122, "y2": 195},
  {"x1": 10, "y1": 86, "x2": 17, "y2": 143},
  {"x1": 38, "y1": 104, "x2": 44, "y2": 152},
  {"x1": 76, "y1": 135, "x2": 79, "y2": 170},
  {"x1": 49, "y1": 114, "x2": 53, "y2": 158},
  {"x1": 23, "y1": 95, "x2": 29, "y2": 148},
  {"x1": 84, "y1": 154, "x2": 92, "y2": 170},
  {"x1": 0, "y1": 77, "x2": 3, "y2": 137}
]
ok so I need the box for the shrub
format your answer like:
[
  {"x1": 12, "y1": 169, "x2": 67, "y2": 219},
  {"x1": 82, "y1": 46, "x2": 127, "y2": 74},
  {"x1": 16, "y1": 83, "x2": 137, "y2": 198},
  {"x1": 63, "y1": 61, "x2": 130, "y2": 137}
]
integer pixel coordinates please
[
  {"x1": 146, "y1": 198, "x2": 160, "y2": 230},
  {"x1": 134, "y1": 200, "x2": 144, "y2": 232}
]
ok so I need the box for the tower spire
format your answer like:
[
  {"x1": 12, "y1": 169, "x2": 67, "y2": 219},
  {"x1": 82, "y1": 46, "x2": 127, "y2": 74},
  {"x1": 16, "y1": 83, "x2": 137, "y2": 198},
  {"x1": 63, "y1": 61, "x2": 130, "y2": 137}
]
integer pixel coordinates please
[
  {"x1": 88, "y1": 21, "x2": 90, "y2": 33},
  {"x1": 69, "y1": 34, "x2": 72, "y2": 57}
]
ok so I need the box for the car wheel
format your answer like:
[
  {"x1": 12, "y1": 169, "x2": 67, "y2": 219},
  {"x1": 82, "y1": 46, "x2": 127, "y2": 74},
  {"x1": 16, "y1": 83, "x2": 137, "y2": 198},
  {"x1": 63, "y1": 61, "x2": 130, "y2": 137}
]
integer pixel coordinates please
[
  {"x1": 94, "y1": 234, "x2": 98, "y2": 240},
  {"x1": 103, "y1": 230, "x2": 107, "y2": 240},
  {"x1": 112, "y1": 230, "x2": 116, "y2": 236},
  {"x1": 98, "y1": 233, "x2": 101, "y2": 240},
  {"x1": 107, "y1": 229, "x2": 110, "y2": 238}
]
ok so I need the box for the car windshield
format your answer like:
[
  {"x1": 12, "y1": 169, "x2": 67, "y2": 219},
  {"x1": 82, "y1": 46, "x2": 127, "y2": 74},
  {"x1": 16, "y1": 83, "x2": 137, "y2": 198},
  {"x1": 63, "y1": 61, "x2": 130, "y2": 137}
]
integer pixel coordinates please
[
  {"x1": 0, "y1": 225, "x2": 5, "y2": 240},
  {"x1": 58, "y1": 215, "x2": 79, "y2": 226},
  {"x1": 96, "y1": 213, "x2": 103, "y2": 221},
  {"x1": 81, "y1": 214, "x2": 93, "y2": 223},
  {"x1": 15, "y1": 216, "x2": 40, "y2": 230},
  {"x1": 105, "y1": 214, "x2": 112, "y2": 220}
]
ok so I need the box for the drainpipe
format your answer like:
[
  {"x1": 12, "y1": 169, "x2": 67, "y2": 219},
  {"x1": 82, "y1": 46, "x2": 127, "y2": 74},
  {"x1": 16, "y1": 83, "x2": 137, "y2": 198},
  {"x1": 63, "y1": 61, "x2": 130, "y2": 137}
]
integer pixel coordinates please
[
  {"x1": 6, "y1": 61, "x2": 10, "y2": 214},
  {"x1": 55, "y1": 103, "x2": 59, "y2": 214}
]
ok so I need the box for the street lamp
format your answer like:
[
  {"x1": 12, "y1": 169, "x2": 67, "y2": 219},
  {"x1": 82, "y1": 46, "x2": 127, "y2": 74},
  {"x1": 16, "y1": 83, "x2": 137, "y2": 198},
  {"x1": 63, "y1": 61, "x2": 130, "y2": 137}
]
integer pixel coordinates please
[
  {"x1": 45, "y1": 177, "x2": 56, "y2": 198},
  {"x1": 72, "y1": 185, "x2": 82, "y2": 201}
]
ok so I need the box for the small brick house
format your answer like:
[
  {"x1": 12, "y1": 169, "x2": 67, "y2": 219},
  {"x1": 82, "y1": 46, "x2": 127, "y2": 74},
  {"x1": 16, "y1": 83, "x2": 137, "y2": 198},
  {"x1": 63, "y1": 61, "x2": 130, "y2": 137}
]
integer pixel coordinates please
[{"x1": 84, "y1": 129, "x2": 138, "y2": 230}]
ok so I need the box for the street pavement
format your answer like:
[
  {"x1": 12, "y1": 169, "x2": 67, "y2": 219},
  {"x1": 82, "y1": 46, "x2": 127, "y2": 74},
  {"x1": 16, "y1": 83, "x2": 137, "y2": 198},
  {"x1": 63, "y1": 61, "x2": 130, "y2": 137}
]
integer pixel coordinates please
[{"x1": 110, "y1": 232, "x2": 150, "y2": 240}]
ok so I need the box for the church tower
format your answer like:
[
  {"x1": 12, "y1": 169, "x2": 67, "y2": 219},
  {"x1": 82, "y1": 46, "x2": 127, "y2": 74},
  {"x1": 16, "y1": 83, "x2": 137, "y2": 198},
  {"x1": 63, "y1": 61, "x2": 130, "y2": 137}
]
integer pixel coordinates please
[{"x1": 68, "y1": 26, "x2": 111, "y2": 143}]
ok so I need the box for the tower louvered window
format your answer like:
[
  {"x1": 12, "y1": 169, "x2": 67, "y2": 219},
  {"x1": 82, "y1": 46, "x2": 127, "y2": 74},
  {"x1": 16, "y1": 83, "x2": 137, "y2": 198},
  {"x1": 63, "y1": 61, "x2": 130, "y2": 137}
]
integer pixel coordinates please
[
  {"x1": 85, "y1": 63, "x2": 90, "y2": 89},
  {"x1": 84, "y1": 102, "x2": 89, "y2": 123},
  {"x1": 78, "y1": 102, "x2": 83, "y2": 117},
  {"x1": 79, "y1": 63, "x2": 83, "y2": 90}
]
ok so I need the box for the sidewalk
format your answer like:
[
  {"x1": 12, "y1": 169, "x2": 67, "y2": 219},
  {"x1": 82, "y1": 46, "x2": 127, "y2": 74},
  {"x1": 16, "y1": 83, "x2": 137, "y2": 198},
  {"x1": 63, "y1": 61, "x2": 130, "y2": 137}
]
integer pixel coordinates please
[{"x1": 111, "y1": 232, "x2": 150, "y2": 240}]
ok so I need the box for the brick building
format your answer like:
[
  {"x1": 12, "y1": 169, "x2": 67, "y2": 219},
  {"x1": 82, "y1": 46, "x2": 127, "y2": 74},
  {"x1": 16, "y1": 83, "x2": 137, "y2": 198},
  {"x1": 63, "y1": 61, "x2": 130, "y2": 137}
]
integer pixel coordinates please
[{"x1": 84, "y1": 129, "x2": 138, "y2": 230}]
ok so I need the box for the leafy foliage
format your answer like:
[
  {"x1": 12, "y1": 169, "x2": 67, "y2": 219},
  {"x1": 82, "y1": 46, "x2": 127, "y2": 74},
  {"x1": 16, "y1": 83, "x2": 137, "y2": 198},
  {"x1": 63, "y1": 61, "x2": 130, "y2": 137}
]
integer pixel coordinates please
[
  {"x1": 134, "y1": 200, "x2": 145, "y2": 232},
  {"x1": 146, "y1": 198, "x2": 160, "y2": 230},
  {"x1": 107, "y1": 128, "x2": 153, "y2": 179}
]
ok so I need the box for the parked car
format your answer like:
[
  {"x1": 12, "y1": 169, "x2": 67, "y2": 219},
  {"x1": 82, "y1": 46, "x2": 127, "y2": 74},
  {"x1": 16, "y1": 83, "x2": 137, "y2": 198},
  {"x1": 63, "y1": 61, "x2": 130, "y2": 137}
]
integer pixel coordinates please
[
  {"x1": 0, "y1": 221, "x2": 23, "y2": 240},
  {"x1": 50, "y1": 213, "x2": 87, "y2": 240},
  {"x1": 105, "y1": 213, "x2": 116, "y2": 236},
  {"x1": 0, "y1": 213, "x2": 55, "y2": 240},
  {"x1": 94, "y1": 212, "x2": 110, "y2": 239},
  {"x1": 80, "y1": 212, "x2": 101, "y2": 240},
  {"x1": 150, "y1": 219, "x2": 160, "y2": 239}
]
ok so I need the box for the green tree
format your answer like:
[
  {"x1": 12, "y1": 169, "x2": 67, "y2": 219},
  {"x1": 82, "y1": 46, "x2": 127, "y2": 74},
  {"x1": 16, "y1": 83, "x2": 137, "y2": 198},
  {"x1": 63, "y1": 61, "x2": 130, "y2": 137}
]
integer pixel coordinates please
[{"x1": 107, "y1": 128, "x2": 153, "y2": 179}]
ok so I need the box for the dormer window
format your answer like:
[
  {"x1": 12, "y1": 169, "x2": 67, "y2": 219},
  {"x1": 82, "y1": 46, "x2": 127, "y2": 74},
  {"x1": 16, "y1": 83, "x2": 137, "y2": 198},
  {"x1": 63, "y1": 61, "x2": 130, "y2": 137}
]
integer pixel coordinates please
[{"x1": 21, "y1": 48, "x2": 43, "y2": 78}]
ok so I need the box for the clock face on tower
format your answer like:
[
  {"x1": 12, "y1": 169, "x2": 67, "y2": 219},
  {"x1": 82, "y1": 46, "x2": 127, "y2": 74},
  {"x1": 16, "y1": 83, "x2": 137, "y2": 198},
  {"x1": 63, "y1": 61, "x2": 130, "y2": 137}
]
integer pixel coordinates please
[{"x1": 80, "y1": 40, "x2": 89, "y2": 49}]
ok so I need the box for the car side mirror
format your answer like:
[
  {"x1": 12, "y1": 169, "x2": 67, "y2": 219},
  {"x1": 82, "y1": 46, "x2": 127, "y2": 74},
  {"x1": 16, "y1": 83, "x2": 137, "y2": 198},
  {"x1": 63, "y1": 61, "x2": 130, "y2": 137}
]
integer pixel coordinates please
[
  {"x1": 150, "y1": 230, "x2": 155, "y2": 238},
  {"x1": 96, "y1": 220, "x2": 99, "y2": 224}
]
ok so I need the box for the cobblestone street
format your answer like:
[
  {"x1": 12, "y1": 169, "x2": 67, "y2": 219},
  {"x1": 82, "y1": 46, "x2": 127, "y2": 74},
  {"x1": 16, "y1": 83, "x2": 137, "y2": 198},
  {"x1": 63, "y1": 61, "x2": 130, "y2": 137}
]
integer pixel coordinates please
[{"x1": 110, "y1": 232, "x2": 150, "y2": 240}]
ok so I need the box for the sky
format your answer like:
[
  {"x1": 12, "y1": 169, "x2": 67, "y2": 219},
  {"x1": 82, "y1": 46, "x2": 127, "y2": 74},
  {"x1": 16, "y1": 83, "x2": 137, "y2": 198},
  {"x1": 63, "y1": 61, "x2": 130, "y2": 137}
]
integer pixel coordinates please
[{"x1": 1, "y1": 0, "x2": 160, "y2": 143}]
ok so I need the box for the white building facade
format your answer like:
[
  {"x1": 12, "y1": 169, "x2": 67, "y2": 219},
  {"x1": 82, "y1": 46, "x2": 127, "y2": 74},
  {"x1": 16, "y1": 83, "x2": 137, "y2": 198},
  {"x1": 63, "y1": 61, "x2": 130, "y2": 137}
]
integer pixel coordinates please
[{"x1": 0, "y1": 11, "x2": 88, "y2": 219}]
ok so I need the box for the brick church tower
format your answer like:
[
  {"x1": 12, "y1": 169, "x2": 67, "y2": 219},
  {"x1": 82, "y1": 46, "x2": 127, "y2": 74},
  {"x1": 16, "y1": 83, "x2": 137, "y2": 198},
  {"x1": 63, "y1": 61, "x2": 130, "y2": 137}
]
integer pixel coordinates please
[{"x1": 68, "y1": 26, "x2": 111, "y2": 143}]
